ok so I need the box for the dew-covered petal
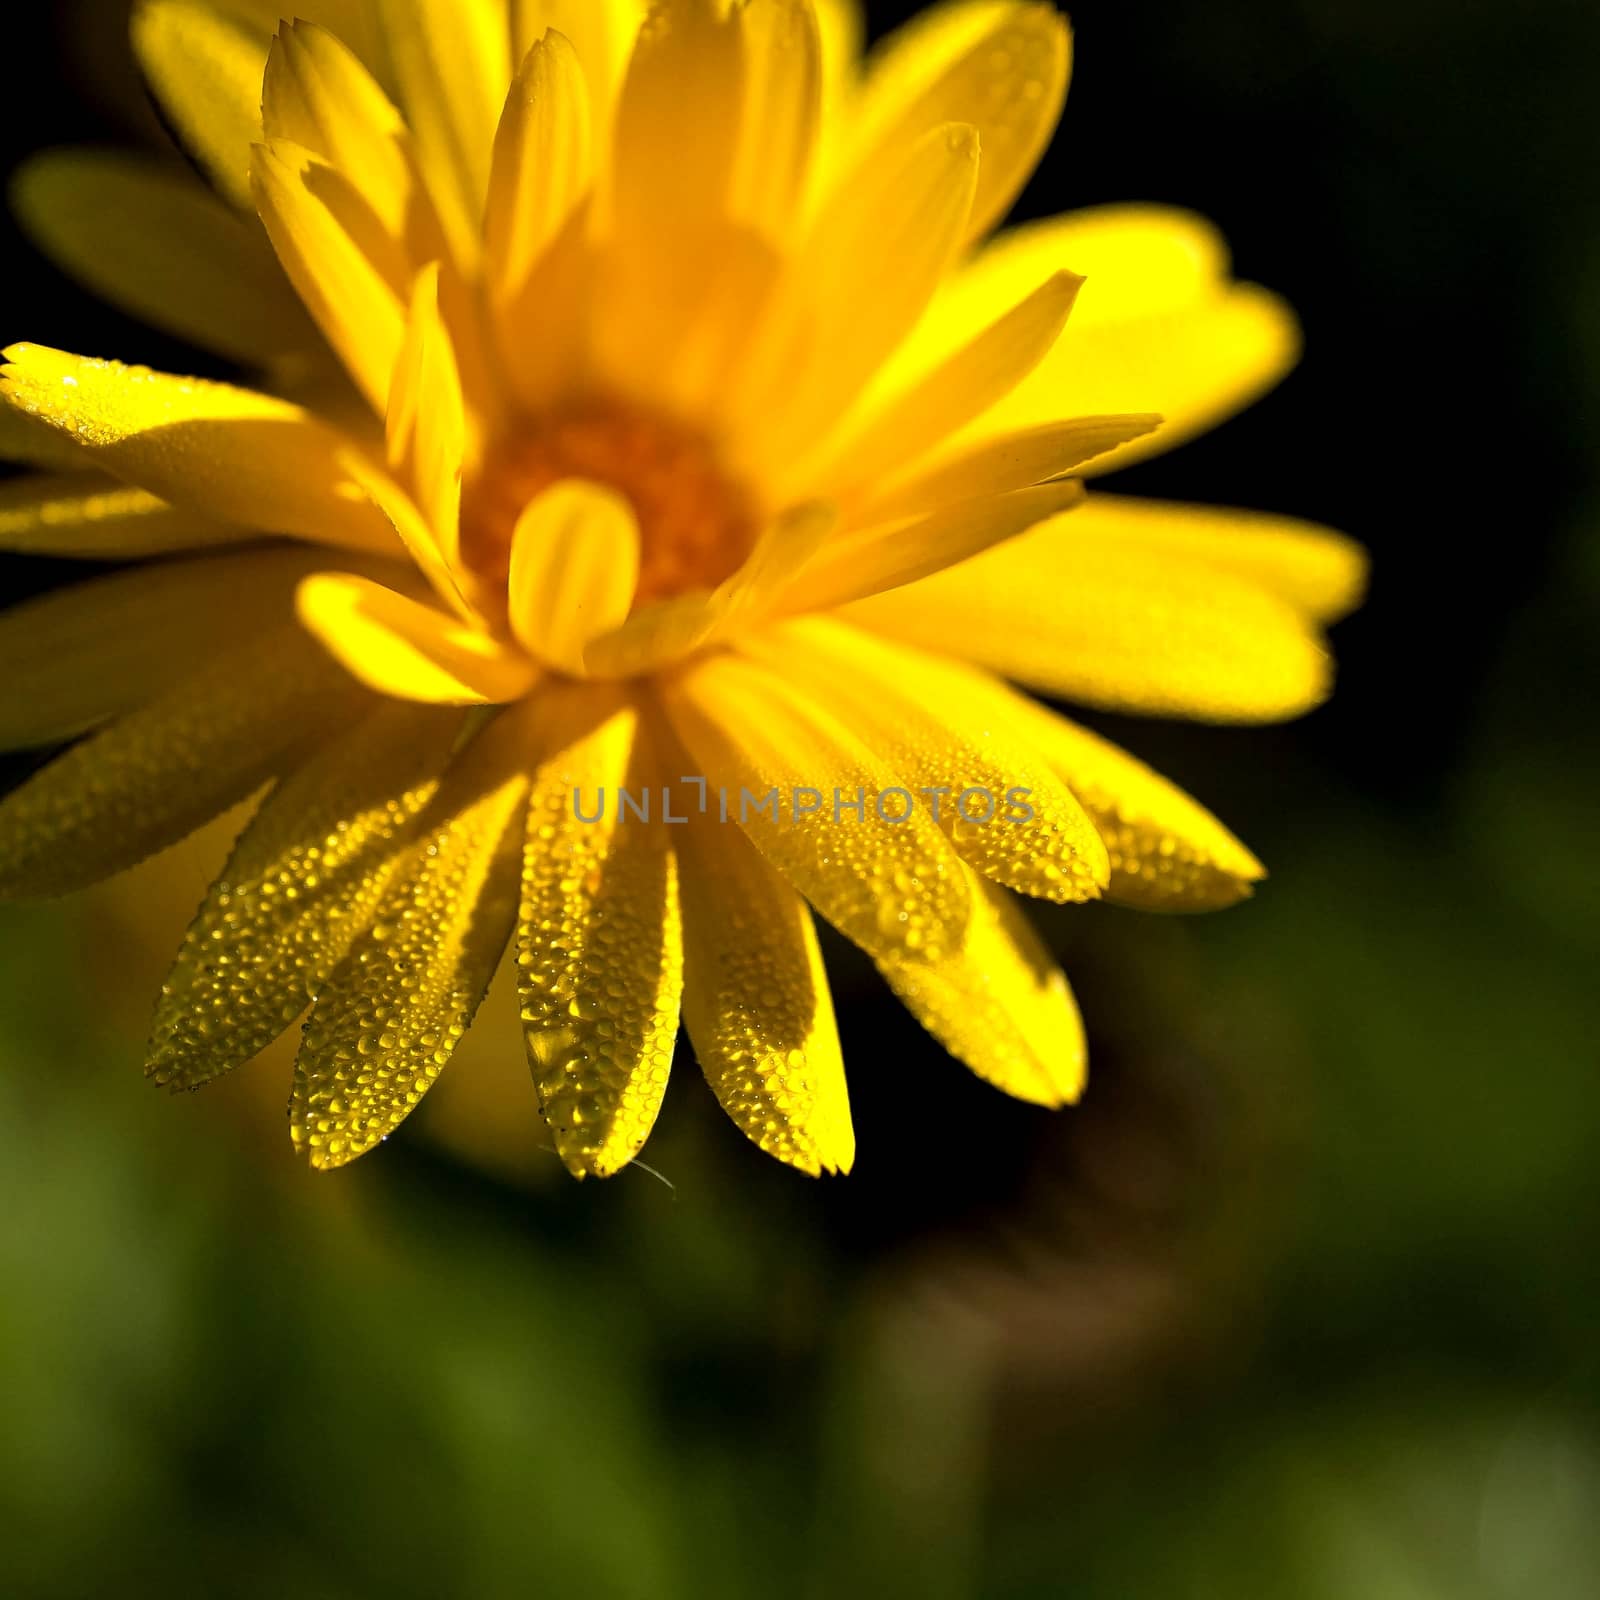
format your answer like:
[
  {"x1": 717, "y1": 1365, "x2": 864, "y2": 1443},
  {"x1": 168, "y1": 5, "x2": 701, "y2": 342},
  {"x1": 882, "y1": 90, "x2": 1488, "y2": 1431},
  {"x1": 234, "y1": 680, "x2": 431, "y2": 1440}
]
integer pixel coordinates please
[
  {"x1": 843, "y1": 511, "x2": 1333, "y2": 723},
  {"x1": 504, "y1": 481, "x2": 640, "y2": 675},
  {"x1": 519, "y1": 685, "x2": 682, "y2": 1179},
  {"x1": 12, "y1": 150, "x2": 318, "y2": 369},
  {"x1": 0, "y1": 344, "x2": 396, "y2": 552},
  {"x1": 660, "y1": 652, "x2": 970, "y2": 962},
  {"x1": 748, "y1": 619, "x2": 1107, "y2": 902},
  {"x1": 881, "y1": 866, "x2": 1084, "y2": 1106},
  {"x1": 991, "y1": 690, "x2": 1266, "y2": 910},
  {"x1": 0, "y1": 473, "x2": 244, "y2": 559},
  {"x1": 296, "y1": 572, "x2": 538, "y2": 704},
  {"x1": 0, "y1": 626, "x2": 370, "y2": 898},
  {"x1": 292, "y1": 703, "x2": 534, "y2": 1168},
  {"x1": 0, "y1": 546, "x2": 335, "y2": 750},
  {"x1": 845, "y1": 1, "x2": 1070, "y2": 243},
  {"x1": 148, "y1": 700, "x2": 464, "y2": 1089},
  {"x1": 677, "y1": 799, "x2": 853, "y2": 1177}
]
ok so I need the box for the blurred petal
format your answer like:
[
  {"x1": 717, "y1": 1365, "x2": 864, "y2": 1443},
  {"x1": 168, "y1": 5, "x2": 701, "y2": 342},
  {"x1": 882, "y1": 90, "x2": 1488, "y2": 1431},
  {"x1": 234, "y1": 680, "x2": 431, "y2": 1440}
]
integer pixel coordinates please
[
  {"x1": 0, "y1": 627, "x2": 368, "y2": 898},
  {"x1": 519, "y1": 686, "x2": 682, "y2": 1178},
  {"x1": 485, "y1": 30, "x2": 593, "y2": 307},
  {"x1": 0, "y1": 473, "x2": 242, "y2": 558},
  {"x1": 732, "y1": 0, "x2": 822, "y2": 242},
  {"x1": 882, "y1": 867, "x2": 1084, "y2": 1105},
  {"x1": 0, "y1": 546, "x2": 331, "y2": 750},
  {"x1": 661, "y1": 651, "x2": 970, "y2": 961},
  {"x1": 845, "y1": 512, "x2": 1333, "y2": 722},
  {"x1": 148, "y1": 700, "x2": 464, "y2": 1088},
  {"x1": 296, "y1": 572, "x2": 537, "y2": 704},
  {"x1": 293, "y1": 703, "x2": 533, "y2": 1168},
  {"x1": 847, "y1": 1, "x2": 1070, "y2": 242},
  {"x1": 378, "y1": 0, "x2": 511, "y2": 262},
  {"x1": 131, "y1": 0, "x2": 264, "y2": 208},
  {"x1": 11, "y1": 150, "x2": 316, "y2": 368}
]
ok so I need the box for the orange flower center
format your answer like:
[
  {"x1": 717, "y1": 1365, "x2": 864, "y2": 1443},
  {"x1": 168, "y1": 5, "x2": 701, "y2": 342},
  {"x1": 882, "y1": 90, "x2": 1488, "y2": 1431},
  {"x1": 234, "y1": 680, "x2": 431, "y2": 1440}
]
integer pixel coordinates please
[{"x1": 463, "y1": 401, "x2": 761, "y2": 606}]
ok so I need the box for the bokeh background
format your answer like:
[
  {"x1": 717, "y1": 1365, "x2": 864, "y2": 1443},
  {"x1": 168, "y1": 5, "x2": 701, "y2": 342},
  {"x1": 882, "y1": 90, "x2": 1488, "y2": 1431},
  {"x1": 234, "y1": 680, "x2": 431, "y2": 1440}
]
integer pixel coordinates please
[{"x1": 4, "y1": 1, "x2": 1599, "y2": 1595}]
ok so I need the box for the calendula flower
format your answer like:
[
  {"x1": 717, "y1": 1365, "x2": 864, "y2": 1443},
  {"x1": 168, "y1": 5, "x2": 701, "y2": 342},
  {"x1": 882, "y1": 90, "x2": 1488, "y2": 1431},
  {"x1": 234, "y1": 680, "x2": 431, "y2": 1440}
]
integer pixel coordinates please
[{"x1": 0, "y1": 0, "x2": 1363, "y2": 1177}]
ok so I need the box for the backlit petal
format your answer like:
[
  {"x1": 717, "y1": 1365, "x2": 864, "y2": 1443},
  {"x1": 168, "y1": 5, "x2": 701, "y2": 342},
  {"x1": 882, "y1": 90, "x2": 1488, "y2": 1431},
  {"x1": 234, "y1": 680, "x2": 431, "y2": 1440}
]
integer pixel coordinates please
[
  {"x1": 296, "y1": 572, "x2": 537, "y2": 704},
  {"x1": 0, "y1": 473, "x2": 242, "y2": 559}
]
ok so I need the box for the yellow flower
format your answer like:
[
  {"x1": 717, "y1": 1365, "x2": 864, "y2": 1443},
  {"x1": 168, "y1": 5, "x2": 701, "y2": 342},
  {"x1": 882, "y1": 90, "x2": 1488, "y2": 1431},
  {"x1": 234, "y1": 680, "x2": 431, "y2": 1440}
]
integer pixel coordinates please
[{"x1": 0, "y1": 0, "x2": 1363, "y2": 1177}]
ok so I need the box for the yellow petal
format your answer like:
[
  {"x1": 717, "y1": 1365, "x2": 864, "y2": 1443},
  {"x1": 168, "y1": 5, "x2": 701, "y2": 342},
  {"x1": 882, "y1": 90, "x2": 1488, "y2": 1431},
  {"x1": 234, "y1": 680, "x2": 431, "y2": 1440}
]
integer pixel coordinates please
[
  {"x1": 0, "y1": 472, "x2": 243, "y2": 558},
  {"x1": 297, "y1": 572, "x2": 537, "y2": 705},
  {"x1": 506, "y1": 481, "x2": 640, "y2": 674},
  {"x1": 780, "y1": 477, "x2": 1084, "y2": 613},
  {"x1": 511, "y1": 0, "x2": 642, "y2": 135},
  {"x1": 660, "y1": 652, "x2": 970, "y2": 962},
  {"x1": 844, "y1": 513, "x2": 1332, "y2": 722},
  {"x1": 584, "y1": 501, "x2": 834, "y2": 678},
  {"x1": 484, "y1": 29, "x2": 594, "y2": 307},
  {"x1": 992, "y1": 690, "x2": 1265, "y2": 910},
  {"x1": 377, "y1": 0, "x2": 511, "y2": 264},
  {"x1": 847, "y1": 1, "x2": 1070, "y2": 243},
  {"x1": 261, "y1": 21, "x2": 414, "y2": 226},
  {"x1": 0, "y1": 546, "x2": 334, "y2": 750},
  {"x1": 519, "y1": 686, "x2": 682, "y2": 1178},
  {"x1": 293, "y1": 703, "x2": 534, "y2": 1168},
  {"x1": 611, "y1": 0, "x2": 745, "y2": 248},
  {"x1": 131, "y1": 0, "x2": 264, "y2": 208},
  {"x1": 801, "y1": 269, "x2": 1083, "y2": 504},
  {"x1": 250, "y1": 139, "x2": 408, "y2": 414},
  {"x1": 386, "y1": 264, "x2": 465, "y2": 565},
  {"x1": 0, "y1": 626, "x2": 369, "y2": 898},
  {"x1": 148, "y1": 700, "x2": 464, "y2": 1088},
  {"x1": 731, "y1": 0, "x2": 822, "y2": 243},
  {"x1": 749, "y1": 620, "x2": 1108, "y2": 902},
  {"x1": 857, "y1": 415, "x2": 1161, "y2": 523},
  {"x1": 881, "y1": 867, "x2": 1084, "y2": 1105},
  {"x1": 975, "y1": 281, "x2": 1301, "y2": 473},
  {"x1": 676, "y1": 794, "x2": 854, "y2": 1176},
  {"x1": 0, "y1": 344, "x2": 396, "y2": 552},
  {"x1": 736, "y1": 120, "x2": 979, "y2": 474},
  {"x1": 0, "y1": 403, "x2": 101, "y2": 473},
  {"x1": 1053, "y1": 493, "x2": 1369, "y2": 624},
  {"x1": 11, "y1": 150, "x2": 316, "y2": 369}
]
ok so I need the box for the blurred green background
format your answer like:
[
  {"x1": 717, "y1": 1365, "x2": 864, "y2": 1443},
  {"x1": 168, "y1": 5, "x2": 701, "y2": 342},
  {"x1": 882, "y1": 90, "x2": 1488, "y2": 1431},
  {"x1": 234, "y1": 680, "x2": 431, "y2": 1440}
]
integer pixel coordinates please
[{"x1": 3, "y1": 1, "x2": 1599, "y2": 1595}]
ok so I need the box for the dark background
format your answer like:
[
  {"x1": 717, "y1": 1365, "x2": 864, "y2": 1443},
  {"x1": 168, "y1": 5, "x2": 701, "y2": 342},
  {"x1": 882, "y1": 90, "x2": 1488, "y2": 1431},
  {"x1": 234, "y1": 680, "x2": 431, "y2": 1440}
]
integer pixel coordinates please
[{"x1": 3, "y1": 2, "x2": 1598, "y2": 1596}]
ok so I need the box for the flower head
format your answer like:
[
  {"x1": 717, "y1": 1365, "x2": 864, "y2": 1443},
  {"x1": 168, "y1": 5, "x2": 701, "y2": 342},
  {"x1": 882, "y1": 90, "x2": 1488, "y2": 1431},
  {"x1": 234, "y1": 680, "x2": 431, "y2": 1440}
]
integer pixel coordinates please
[{"x1": 0, "y1": 0, "x2": 1364, "y2": 1176}]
